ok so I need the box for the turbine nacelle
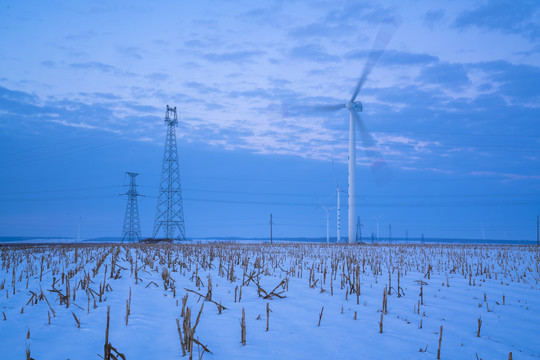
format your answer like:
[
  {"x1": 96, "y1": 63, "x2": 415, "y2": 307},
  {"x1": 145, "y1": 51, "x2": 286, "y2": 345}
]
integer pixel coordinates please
[{"x1": 345, "y1": 101, "x2": 363, "y2": 112}]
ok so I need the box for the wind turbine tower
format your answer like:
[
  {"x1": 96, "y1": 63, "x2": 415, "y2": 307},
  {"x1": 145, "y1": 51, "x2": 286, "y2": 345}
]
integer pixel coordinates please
[
  {"x1": 122, "y1": 172, "x2": 142, "y2": 242},
  {"x1": 153, "y1": 105, "x2": 186, "y2": 241},
  {"x1": 373, "y1": 216, "x2": 383, "y2": 241}
]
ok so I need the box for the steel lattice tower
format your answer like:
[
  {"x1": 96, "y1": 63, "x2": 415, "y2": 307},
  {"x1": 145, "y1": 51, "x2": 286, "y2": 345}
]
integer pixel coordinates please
[
  {"x1": 356, "y1": 216, "x2": 362, "y2": 243},
  {"x1": 122, "y1": 172, "x2": 142, "y2": 242},
  {"x1": 153, "y1": 105, "x2": 186, "y2": 240}
]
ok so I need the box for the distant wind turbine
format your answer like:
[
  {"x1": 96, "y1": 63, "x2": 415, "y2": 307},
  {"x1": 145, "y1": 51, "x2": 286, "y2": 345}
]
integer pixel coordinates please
[
  {"x1": 312, "y1": 28, "x2": 394, "y2": 244},
  {"x1": 373, "y1": 215, "x2": 383, "y2": 241},
  {"x1": 321, "y1": 205, "x2": 335, "y2": 244}
]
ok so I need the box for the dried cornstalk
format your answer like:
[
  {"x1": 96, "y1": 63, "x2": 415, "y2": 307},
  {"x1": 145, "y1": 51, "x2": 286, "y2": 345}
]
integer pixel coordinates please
[
  {"x1": 176, "y1": 318, "x2": 186, "y2": 357},
  {"x1": 477, "y1": 316, "x2": 482, "y2": 337},
  {"x1": 266, "y1": 302, "x2": 271, "y2": 332},
  {"x1": 437, "y1": 325, "x2": 443, "y2": 360},
  {"x1": 71, "y1": 311, "x2": 80, "y2": 328},
  {"x1": 241, "y1": 307, "x2": 246, "y2": 345}
]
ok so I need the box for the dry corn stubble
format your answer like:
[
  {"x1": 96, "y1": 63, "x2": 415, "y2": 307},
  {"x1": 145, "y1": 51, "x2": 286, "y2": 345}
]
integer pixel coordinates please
[{"x1": 0, "y1": 242, "x2": 537, "y2": 359}]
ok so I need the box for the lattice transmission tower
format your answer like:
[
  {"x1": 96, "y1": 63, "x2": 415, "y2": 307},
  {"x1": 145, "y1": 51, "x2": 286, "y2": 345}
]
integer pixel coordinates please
[
  {"x1": 122, "y1": 172, "x2": 142, "y2": 242},
  {"x1": 153, "y1": 105, "x2": 186, "y2": 240},
  {"x1": 356, "y1": 216, "x2": 363, "y2": 243}
]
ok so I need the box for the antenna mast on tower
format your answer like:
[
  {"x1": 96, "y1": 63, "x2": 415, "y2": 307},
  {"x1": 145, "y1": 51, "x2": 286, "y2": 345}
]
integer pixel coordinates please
[
  {"x1": 122, "y1": 172, "x2": 142, "y2": 242},
  {"x1": 153, "y1": 105, "x2": 186, "y2": 241}
]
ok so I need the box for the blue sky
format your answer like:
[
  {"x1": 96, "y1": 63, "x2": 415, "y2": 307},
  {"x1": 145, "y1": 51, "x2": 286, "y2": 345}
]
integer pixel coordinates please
[{"x1": 1, "y1": 0, "x2": 539, "y2": 240}]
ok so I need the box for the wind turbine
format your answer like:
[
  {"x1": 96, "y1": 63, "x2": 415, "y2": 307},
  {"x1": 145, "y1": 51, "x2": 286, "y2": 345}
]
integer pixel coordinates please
[
  {"x1": 321, "y1": 205, "x2": 335, "y2": 244},
  {"x1": 373, "y1": 215, "x2": 383, "y2": 241},
  {"x1": 314, "y1": 29, "x2": 394, "y2": 244}
]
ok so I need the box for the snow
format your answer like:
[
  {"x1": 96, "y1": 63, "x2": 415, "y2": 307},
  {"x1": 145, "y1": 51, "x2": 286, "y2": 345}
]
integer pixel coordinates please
[{"x1": 0, "y1": 243, "x2": 538, "y2": 359}]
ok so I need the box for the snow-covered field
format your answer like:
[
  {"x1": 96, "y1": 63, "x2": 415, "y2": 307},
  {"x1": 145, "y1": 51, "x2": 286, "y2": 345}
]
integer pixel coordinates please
[{"x1": 1, "y1": 243, "x2": 538, "y2": 359}]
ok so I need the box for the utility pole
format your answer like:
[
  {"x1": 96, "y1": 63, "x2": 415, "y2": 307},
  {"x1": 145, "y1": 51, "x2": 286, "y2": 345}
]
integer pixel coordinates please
[
  {"x1": 122, "y1": 172, "x2": 142, "y2": 242},
  {"x1": 389, "y1": 224, "x2": 392, "y2": 242},
  {"x1": 270, "y1": 213, "x2": 273, "y2": 244},
  {"x1": 405, "y1": 229, "x2": 408, "y2": 241},
  {"x1": 421, "y1": 233, "x2": 425, "y2": 245},
  {"x1": 153, "y1": 105, "x2": 186, "y2": 241},
  {"x1": 77, "y1": 216, "x2": 81, "y2": 242},
  {"x1": 336, "y1": 186, "x2": 341, "y2": 244}
]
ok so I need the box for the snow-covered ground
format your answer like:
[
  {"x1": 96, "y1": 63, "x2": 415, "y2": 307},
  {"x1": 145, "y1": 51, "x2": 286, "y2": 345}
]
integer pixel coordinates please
[{"x1": 0, "y1": 243, "x2": 538, "y2": 359}]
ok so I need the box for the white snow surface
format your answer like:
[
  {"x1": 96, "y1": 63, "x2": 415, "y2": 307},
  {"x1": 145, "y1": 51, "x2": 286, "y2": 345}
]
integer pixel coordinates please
[{"x1": 0, "y1": 243, "x2": 538, "y2": 359}]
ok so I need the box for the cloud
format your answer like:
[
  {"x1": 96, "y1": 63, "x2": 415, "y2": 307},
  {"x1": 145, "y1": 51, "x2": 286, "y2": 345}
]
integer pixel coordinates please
[
  {"x1": 116, "y1": 46, "x2": 144, "y2": 60},
  {"x1": 417, "y1": 63, "x2": 470, "y2": 90},
  {"x1": 516, "y1": 44, "x2": 540, "y2": 57},
  {"x1": 453, "y1": 0, "x2": 540, "y2": 40},
  {"x1": 2, "y1": 37, "x2": 538, "y2": 176},
  {"x1": 345, "y1": 49, "x2": 439, "y2": 66},
  {"x1": 471, "y1": 171, "x2": 540, "y2": 181},
  {"x1": 228, "y1": 88, "x2": 272, "y2": 100},
  {"x1": 78, "y1": 92, "x2": 122, "y2": 101},
  {"x1": 471, "y1": 61, "x2": 540, "y2": 102},
  {"x1": 422, "y1": 9, "x2": 447, "y2": 30},
  {"x1": 0, "y1": 86, "x2": 38, "y2": 107},
  {"x1": 69, "y1": 61, "x2": 116, "y2": 73},
  {"x1": 122, "y1": 103, "x2": 160, "y2": 114},
  {"x1": 145, "y1": 72, "x2": 170, "y2": 82},
  {"x1": 0, "y1": 85, "x2": 160, "y2": 140},
  {"x1": 400, "y1": 166, "x2": 453, "y2": 174},
  {"x1": 268, "y1": 78, "x2": 291, "y2": 88},
  {"x1": 41, "y1": 60, "x2": 56, "y2": 68},
  {"x1": 324, "y1": 1, "x2": 400, "y2": 25},
  {"x1": 289, "y1": 23, "x2": 356, "y2": 39},
  {"x1": 201, "y1": 50, "x2": 266, "y2": 64},
  {"x1": 375, "y1": 134, "x2": 441, "y2": 153},
  {"x1": 184, "y1": 40, "x2": 205, "y2": 48},
  {"x1": 48, "y1": 119, "x2": 122, "y2": 134},
  {"x1": 288, "y1": 44, "x2": 340, "y2": 63},
  {"x1": 64, "y1": 31, "x2": 97, "y2": 41},
  {"x1": 69, "y1": 61, "x2": 136, "y2": 77},
  {"x1": 363, "y1": 85, "x2": 445, "y2": 111}
]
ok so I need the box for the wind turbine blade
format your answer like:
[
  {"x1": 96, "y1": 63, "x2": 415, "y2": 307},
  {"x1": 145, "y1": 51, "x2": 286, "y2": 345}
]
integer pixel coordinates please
[
  {"x1": 280, "y1": 103, "x2": 344, "y2": 117},
  {"x1": 351, "y1": 110, "x2": 386, "y2": 171},
  {"x1": 313, "y1": 104, "x2": 346, "y2": 112},
  {"x1": 350, "y1": 26, "x2": 396, "y2": 102}
]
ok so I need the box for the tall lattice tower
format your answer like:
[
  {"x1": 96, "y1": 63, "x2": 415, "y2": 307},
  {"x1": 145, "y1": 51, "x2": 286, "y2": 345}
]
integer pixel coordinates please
[
  {"x1": 356, "y1": 216, "x2": 362, "y2": 243},
  {"x1": 153, "y1": 105, "x2": 186, "y2": 240},
  {"x1": 122, "y1": 172, "x2": 142, "y2": 242}
]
